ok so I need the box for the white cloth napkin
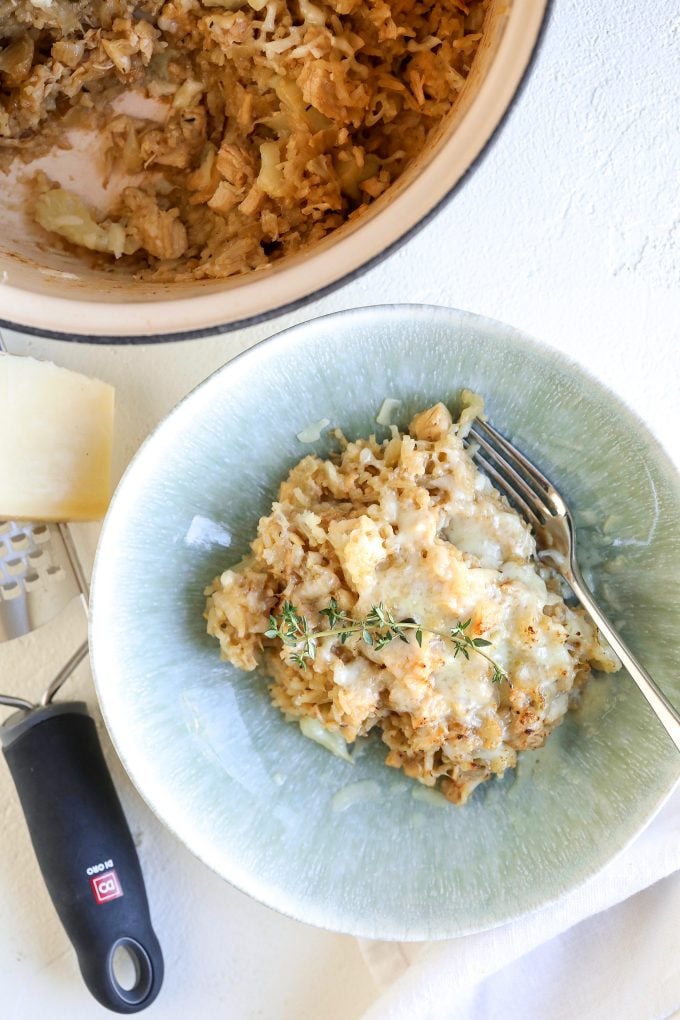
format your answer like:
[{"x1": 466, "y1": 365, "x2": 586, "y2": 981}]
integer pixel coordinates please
[{"x1": 359, "y1": 784, "x2": 680, "y2": 1020}]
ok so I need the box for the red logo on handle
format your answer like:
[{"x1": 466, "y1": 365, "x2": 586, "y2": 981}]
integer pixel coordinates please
[{"x1": 90, "y1": 869, "x2": 124, "y2": 904}]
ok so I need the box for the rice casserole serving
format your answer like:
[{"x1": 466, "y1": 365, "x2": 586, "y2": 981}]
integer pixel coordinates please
[
  {"x1": 205, "y1": 396, "x2": 620, "y2": 805},
  {"x1": 1, "y1": 0, "x2": 487, "y2": 279}
]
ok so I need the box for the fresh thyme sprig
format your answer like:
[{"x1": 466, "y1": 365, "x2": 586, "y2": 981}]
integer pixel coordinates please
[
  {"x1": 449, "y1": 619, "x2": 507, "y2": 685},
  {"x1": 264, "y1": 599, "x2": 508, "y2": 683}
]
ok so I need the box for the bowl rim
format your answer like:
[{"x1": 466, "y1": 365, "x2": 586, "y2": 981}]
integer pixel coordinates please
[
  {"x1": 90, "y1": 302, "x2": 680, "y2": 939},
  {"x1": 0, "y1": 0, "x2": 551, "y2": 344}
]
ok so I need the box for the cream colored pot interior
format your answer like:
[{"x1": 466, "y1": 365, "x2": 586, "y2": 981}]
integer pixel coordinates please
[{"x1": 0, "y1": 0, "x2": 546, "y2": 338}]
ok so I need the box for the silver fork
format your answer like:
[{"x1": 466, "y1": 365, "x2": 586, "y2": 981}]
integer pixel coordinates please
[{"x1": 470, "y1": 418, "x2": 680, "y2": 753}]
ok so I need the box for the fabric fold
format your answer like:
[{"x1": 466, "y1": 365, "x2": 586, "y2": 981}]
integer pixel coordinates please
[{"x1": 359, "y1": 785, "x2": 680, "y2": 1019}]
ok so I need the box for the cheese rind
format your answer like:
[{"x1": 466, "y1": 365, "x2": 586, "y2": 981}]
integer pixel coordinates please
[{"x1": 0, "y1": 354, "x2": 115, "y2": 522}]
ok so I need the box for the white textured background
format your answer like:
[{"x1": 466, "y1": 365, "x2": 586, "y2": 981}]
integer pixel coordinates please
[{"x1": 1, "y1": 0, "x2": 679, "y2": 1016}]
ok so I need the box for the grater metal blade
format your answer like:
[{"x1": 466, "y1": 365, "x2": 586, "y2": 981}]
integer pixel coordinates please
[{"x1": 0, "y1": 519, "x2": 84, "y2": 643}]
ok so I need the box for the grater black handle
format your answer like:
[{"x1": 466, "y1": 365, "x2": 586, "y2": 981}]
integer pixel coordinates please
[{"x1": 1, "y1": 703, "x2": 163, "y2": 1013}]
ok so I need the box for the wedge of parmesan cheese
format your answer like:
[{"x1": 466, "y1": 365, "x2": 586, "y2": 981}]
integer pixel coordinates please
[{"x1": 0, "y1": 354, "x2": 115, "y2": 521}]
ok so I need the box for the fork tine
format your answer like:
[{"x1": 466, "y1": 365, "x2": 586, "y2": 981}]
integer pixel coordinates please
[
  {"x1": 472, "y1": 452, "x2": 543, "y2": 529},
  {"x1": 470, "y1": 428, "x2": 553, "y2": 520},
  {"x1": 473, "y1": 419, "x2": 556, "y2": 497}
]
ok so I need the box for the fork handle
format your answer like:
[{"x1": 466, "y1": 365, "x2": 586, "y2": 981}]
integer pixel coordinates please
[{"x1": 570, "y1": 571, "x2": 680, "y2": 753}]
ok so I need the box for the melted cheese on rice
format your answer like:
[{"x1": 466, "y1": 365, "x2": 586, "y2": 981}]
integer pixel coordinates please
[{"x1": 205, "y1": 395, "x2": 619, "y2": 804}]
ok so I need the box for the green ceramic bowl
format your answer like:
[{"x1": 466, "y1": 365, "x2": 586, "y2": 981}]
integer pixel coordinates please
[{"x1": 90, "y1": 305, "x2": 680, "y2": 940}]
